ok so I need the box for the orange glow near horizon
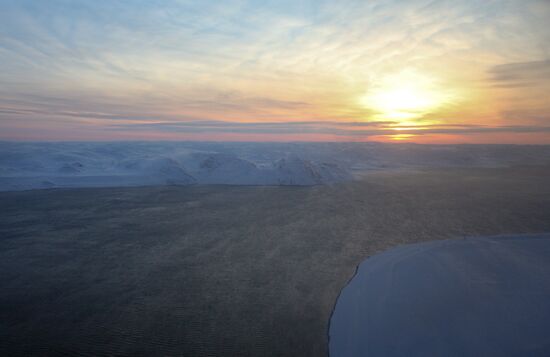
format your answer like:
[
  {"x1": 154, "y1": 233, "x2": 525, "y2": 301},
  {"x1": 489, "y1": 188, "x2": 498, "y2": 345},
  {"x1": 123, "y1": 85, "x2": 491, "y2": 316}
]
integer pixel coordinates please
[{"x1": 1, "y1": 1, "x2": 549, "y2": 144}]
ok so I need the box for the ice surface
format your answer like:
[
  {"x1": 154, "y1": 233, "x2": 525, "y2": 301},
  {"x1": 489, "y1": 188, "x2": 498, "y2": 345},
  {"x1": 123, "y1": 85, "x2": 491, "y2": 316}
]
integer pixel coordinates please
[
  {"x1": 0, "y1": 141, "x2": 549, "y2": 191},
  {"x1": 329, "y1": 234, "x2": 550, "y2": 357}
]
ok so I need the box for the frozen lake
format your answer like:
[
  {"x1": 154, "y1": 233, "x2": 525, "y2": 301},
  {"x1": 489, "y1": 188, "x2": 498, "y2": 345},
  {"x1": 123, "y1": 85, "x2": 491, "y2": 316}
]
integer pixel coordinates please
[{"x1": 329, "y1": 234, "x2": 550, "y2": 357}]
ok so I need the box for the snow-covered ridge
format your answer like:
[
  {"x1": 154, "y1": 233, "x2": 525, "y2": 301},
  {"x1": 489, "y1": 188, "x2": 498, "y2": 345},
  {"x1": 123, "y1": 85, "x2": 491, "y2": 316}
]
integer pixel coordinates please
[
  {"x1": 1, "y1": 141, "x2": 549, "y2": 191},
  {"x1": 0, "y1": 142, "x2": 352, "y2": 191}
]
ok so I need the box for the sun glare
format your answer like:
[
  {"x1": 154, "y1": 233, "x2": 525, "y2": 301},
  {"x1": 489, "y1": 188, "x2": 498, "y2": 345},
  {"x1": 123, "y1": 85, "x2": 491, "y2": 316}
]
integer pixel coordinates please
[{"x1": 361, "y1": 71, "x2": 453, "y2": 125}]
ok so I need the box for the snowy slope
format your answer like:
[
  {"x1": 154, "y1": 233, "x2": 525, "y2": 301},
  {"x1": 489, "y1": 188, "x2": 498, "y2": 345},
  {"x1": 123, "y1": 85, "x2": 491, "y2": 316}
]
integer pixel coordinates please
[
  {"x1": 0, "y1": 142, "x2": 353, "y2": 190},
  {"x1": 0, "y1": 141, "x2": 549, "y2": 191}
]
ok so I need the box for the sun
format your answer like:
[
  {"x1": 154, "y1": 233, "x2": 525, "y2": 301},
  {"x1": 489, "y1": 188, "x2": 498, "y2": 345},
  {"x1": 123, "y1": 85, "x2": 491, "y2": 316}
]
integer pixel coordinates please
[
  {"x1": 360, "y1": 70, "x2": 453, "y2": 125},
  {"x1": 369, "y1": 86, "x2": 435, "y2": 118}
]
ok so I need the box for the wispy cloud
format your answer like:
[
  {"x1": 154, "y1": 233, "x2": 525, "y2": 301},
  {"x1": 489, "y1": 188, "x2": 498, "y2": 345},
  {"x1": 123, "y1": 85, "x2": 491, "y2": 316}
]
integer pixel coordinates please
[
  {"x1": 489, "y1": 60, "x2": 550, "y2": 88},
  {"x1": 106, "y1": 119, "x2": 550, "y2": 138},
  {"x1": 1, "y1": 0, "x2": 550, "y2": 142}
]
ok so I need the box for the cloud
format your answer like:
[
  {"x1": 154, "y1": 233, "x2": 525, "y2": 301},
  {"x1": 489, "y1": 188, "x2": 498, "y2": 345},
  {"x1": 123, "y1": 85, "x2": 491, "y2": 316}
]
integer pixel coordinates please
[
  {"x1": 106, "y1": 119, "x2": 550, "y2": 138},
  {"x1": 488, "y1": 60, "x2": 550, "y2": 88},
  {"x1": 501, "y1": 109, "x2": 550, "y2": 124},
  {"x1": 106, "y1": 120, "x2": 393, "y2": 135},
  {"x1": 0, "y1": 92, "x2": 313, "y2": 122},
  {"x1": 1, "y1": 1, "x2": 550, "y2": 142}
]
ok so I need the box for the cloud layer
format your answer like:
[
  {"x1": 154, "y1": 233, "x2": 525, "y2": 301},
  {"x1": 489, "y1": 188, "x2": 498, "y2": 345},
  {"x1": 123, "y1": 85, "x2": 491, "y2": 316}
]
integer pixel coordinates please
[{"x1": 1, "y1": 0, "x2": 550, "y2": 142}]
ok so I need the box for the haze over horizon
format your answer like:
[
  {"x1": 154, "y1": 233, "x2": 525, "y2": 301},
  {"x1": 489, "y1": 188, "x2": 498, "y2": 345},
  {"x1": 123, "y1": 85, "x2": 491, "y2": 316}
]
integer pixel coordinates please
[{"x1": 1, "y1": 0, "x2": 550, "y2": 144}]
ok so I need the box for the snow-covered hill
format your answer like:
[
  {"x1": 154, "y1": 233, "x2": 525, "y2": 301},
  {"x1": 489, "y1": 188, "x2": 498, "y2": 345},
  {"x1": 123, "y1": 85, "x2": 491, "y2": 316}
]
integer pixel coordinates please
[
  {"x1": 0, "y1": 142, "x2": 353, "y2": 190},
  {"x1": 0, "y1": 141, "x2": 549, "y2": 191}
]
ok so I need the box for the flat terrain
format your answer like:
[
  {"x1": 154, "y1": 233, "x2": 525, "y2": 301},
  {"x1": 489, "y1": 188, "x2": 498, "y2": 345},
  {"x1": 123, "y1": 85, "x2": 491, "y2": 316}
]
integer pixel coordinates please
[
  {"x1": 330, "y1": 234, "x2": 550, "y2": 357},
  {"x1": 1, "y1": 166, "x2": 550, "y2": 356}
]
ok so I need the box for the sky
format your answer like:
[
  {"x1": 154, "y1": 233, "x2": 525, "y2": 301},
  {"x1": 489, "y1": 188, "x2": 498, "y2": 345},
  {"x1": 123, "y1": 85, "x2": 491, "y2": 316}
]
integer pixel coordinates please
[{"x1": 1, "y1": 0, "x2": 550, "y2": 143}]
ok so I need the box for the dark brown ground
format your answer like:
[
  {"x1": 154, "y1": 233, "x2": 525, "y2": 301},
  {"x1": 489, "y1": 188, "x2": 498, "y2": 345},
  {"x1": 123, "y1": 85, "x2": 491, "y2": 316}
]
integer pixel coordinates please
[{"x1": 1, "y1": 166, "x2": 550, "y2": 356}]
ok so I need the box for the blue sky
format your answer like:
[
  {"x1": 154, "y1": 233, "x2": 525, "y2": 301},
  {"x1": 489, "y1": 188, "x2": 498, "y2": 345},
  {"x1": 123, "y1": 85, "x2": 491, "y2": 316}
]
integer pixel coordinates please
[{"x1": 1, "y1": 0, "x2": 550, "y2": 142}]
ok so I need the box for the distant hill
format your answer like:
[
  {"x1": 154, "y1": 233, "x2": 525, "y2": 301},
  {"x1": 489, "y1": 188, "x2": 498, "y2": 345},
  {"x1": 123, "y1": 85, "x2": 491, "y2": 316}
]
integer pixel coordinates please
[{"x1": 1, "y1": 141, "x2": 549, "y2": 191}]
